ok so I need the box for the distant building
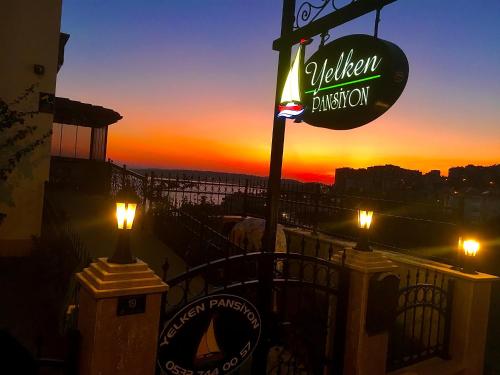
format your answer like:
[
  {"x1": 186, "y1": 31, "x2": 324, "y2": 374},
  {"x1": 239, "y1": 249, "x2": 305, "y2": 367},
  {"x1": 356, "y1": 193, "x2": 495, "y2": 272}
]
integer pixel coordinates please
[
  {"x1": 424, "y1": 169, "x2": 441, "y2": 183},
  {"x1": 443, "y1": 165, "x2": 500, "y2": 224},
  {"x1": 334, "y1": 164, "x2": 425, "y2": 196},
  {"x1": 448, "y1": 164, "x2": 500, "y2": 191}
]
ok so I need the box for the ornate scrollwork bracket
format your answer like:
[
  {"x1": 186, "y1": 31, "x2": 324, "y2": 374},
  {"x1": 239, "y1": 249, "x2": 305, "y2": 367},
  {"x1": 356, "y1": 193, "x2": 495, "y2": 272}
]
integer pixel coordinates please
[{"x1": 294, "y1": 0, "x2": 359, "y2": 29}]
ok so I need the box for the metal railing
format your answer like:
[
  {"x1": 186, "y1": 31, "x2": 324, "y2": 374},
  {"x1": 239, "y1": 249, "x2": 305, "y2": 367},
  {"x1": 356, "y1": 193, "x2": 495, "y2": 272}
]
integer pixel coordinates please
[
  {"x1": 107, "y1": 163, "x2": 459, "y2": 263},
  {"x1": 41, "y1": 189, "x2": 91, "y2": 332},
  {"x1": 53, "y1": 161, "x2": 470, "y2": 373},
  {"x1": 110, "y1": 162, "x2": 149, "y2": 205},
  {"x1": 386, "y1": 267, "x2": 454, "y2": 371},
  {"x1": 33, "y1": 189, "x2": 89, "y2": 374},
  {"x1": 158, "y1": 203, "x2": 350, "y2": 375}
]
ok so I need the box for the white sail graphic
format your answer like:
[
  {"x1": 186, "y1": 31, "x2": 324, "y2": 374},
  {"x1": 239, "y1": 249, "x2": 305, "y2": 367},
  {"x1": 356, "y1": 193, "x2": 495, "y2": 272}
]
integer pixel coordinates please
[
  {"x1": 281, "y1": 45, "x2": 302, "y2": 103},
  {"x1": 194, "y1": 317, "x2": 223, "y2": 366},
  {"x1": 278, "y1": 44, "x2": 305, "y2": 119}
]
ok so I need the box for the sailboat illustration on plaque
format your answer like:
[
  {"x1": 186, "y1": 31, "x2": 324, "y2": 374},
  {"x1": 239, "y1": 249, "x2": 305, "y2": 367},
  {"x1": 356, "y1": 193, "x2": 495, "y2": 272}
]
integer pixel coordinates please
[
  {"x1": 194, "y1": 316, "x2": 224, "y2": 366},
  {"x1": 277, "y1": 43, "x2": 305, "y2": 119}
]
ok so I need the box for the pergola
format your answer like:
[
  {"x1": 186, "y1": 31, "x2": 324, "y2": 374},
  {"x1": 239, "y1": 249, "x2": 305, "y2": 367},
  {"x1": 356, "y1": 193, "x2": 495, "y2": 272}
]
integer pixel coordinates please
[{"x1": 51, "y1": 97, "x2": 122, "y2": 161}]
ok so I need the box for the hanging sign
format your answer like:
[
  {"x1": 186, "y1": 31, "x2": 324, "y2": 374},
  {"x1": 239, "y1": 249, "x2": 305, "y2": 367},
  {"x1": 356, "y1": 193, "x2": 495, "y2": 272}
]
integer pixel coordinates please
[
  {"x1": 157, "y1": 294, "x2": 261, "y2": 375},
  {"x1": 278, "y1": 34, "x2": 409, "y2": 130}
]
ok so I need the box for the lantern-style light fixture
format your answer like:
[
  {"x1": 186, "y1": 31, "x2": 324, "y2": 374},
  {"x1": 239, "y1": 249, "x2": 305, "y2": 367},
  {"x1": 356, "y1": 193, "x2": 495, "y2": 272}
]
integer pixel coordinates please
[
  {"x1": 108, "y1": 187, "x2": 139, "y2": 264},
  {"x1": 457, "y1": 236, "x2": 480, "y2": 274},
  {"x1": 358, "y1": 210, "x2": 373, "y2": 230},
  {"x1": 355, "y1": 209, "x2": 373, "y2": 251},
  {"x1": 116, "y1": 201, "x2": 137, "y2": 230}
]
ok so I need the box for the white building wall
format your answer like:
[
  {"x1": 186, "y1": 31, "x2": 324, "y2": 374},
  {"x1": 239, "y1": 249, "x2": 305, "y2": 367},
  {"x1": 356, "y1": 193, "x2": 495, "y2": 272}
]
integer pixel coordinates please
[{"x1": 0, "y1": 0, "x2": 63, "y2": 255}]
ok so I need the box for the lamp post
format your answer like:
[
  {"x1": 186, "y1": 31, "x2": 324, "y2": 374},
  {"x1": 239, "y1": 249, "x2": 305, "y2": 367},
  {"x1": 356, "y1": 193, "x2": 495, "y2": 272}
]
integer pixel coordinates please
[
  {"x1": 108, "y1": 187, "x2": 138, "y2": 264},
  {"x1": 354, "y1": 209, "x2": 373, "y2": 251},
  {"x1": 458, "y1": 237, "x2": 480, "y2": 274}
]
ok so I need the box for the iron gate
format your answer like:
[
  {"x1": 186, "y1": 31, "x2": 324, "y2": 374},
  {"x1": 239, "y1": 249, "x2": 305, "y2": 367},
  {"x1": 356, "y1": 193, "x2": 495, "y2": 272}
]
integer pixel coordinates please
[
  {"x1": 155, "y1": 211, "x2": 349, "y2": 374},
  {"x1": 387, "y1": 268, "x2": 454, "y2": 371}
]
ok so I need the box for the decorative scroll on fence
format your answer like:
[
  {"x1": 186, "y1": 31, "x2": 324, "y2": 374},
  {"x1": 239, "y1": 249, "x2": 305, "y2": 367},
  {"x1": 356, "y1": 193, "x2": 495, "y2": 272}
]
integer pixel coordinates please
[
  {"x1": 387, "y1": 267, "x2": 454, "y2": 371},
  {"x1": 157, "y1": 204, "x2": 350, "y2": 374}
]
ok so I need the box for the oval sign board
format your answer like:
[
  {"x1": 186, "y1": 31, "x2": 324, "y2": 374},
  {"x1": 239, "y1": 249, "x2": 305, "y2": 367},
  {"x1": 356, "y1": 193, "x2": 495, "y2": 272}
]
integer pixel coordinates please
[
  {"x1": 157, "y1": 294, "x2": 261, "y2": 375},
  {"x1": 301, "y1": 34, "x2": 409, "y2": 130}
]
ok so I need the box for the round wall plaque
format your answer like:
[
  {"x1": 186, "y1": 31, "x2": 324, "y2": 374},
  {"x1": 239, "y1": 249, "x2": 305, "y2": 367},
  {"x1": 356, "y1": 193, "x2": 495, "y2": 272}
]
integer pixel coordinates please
[{"x1": 157, "y1": 294, "x2": 261, "y2": 375}]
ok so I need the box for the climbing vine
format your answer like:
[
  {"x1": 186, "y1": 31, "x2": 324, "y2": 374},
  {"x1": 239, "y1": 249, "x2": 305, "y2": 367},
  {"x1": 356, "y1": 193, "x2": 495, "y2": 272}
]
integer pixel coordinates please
[{"x1": 0, "y1": 85, "x2": 52, "y2": 224}]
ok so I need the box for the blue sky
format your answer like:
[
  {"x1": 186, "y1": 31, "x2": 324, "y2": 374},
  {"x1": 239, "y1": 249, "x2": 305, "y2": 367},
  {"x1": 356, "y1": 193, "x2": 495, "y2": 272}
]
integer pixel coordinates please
[{"x1": 57, "y1": 0, "x2": 500, "y2": 182}]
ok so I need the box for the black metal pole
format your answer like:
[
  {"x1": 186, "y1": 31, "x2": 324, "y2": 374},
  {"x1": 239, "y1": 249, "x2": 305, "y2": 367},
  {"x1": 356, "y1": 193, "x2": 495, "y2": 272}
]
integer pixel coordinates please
[
  {"x1": 374, "y1": 8, "x2": 381, "y2": 38},
  {"x1": 312, "y1": 183, "x2": 320, "y2": 234},
  {"x1": 263, "y1": 0, "x2": 295, "y2": 254},
  {"x1": 243, "y1": 178, "x2": 249, "y2": 217},
  {"x1": 108, "y1": 230, "x2": 136, "y2": 264},
  {"x1": 254, "y1": 1, "x2": 295, "y2": 373}
]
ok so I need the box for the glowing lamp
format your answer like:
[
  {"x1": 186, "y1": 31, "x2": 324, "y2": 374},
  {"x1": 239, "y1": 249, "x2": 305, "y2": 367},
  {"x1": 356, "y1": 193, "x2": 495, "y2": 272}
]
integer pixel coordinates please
[
  {"x1": 108, "y1": 187, "x2": 139, "y2": 264},
  {"x1": 116, "y1": 202, "x2": 137, "y2": 230},
  {"x1": 457, "y1": 237, "x2": 480, "y2": 274},
  {"x1": 355, "y1": 209, "x2": 373, "y2": 252},
  {"x1": 462, "y1": 239, "x2": 480, "y2": 257},
  {"x1": 358, "y1": 210, "x2": 373, "y2": 230}
]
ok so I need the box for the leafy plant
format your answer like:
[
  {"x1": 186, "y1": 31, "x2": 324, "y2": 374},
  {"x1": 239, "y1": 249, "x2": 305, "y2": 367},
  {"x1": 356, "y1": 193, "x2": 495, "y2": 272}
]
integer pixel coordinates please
[{"x1": 0, "y1": 84, "x2": 52, "y2": 224}]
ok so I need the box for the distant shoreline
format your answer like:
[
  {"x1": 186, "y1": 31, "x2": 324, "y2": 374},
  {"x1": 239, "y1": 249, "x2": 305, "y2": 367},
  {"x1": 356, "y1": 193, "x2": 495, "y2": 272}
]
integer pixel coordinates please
[{"x1": 130, "y1": 163, "x2": 500, "y2": 186}]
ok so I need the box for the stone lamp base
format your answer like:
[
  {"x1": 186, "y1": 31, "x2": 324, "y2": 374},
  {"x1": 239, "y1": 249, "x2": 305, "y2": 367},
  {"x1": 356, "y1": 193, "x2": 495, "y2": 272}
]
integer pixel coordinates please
[{"x1": 76, "y1": 258, "x2": 168, "y2": 375}]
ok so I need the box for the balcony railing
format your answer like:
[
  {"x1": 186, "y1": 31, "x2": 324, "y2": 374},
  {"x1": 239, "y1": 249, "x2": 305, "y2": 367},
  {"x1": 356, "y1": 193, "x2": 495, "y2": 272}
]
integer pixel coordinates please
[{"x1": 107, "y1": 165, "x2": 459, "y2": 264}]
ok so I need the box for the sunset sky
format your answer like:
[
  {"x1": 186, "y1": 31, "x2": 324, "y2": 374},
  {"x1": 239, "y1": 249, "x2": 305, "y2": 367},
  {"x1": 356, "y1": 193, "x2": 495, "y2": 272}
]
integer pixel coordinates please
[{"x1": 57, "y1": 0, "x2": 500, "y2": 184}]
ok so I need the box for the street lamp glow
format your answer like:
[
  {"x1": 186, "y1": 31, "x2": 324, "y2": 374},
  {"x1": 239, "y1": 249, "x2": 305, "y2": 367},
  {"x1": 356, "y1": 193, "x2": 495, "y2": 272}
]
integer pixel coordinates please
[
  {"x1": 116, "y1": 202, "x2": 137, "y2": 230},
  {"x1": 355, "y1": 209, "x2": 373, "y2": 251},
  {"x1": 116, "y1": 203, "x2": 126, "y2": 229},
  {"x1": 109, "y1": 186, "x2": 139, "y2": 264},
  {"x1": 358, "y1": 210, "x2": 373, "y2": 230},
  {"x1": 456, "y1": 237, "x2": 481, "y2": 274},
  {"x1": 462, "y1": 239, "x2": 480, "y2": 257}
]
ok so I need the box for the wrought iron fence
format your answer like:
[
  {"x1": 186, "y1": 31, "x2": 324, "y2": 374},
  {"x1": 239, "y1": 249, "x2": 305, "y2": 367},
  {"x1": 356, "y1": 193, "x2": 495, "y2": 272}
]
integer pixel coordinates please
[
  {"x1": 143, "y1": 170, "x2": 457, "y2": 258},
  {"x1": 386, "y1": 267, "x2": 454, "y2": 371},
  {"x1": 41, "y1": 190, "x2": 91, "y2": 331},
  {"x1": 33, "y1": 189, "x2": 88, "y2": 374},
  {"x1": 110, "y1": 162, "x2": 149, "y2": 205},
  {"x1": 158, "y1": 205, "x2": 350, "y2": 375},
  {"x1": 146, "y1": 167, "x2": 459, "y2": 373},
  {"x1": 107, "y1": 163, "x2": 459, "y2": 262},
  {"x1": 154, "y1": 205, "x2": 247, "y2": 268}
]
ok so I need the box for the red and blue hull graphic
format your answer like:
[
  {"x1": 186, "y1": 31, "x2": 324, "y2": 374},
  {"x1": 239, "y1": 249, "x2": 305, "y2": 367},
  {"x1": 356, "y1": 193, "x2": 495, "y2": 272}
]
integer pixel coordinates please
[{"x1": 277, "y1": 103, "x2": 305, "y2": 119}]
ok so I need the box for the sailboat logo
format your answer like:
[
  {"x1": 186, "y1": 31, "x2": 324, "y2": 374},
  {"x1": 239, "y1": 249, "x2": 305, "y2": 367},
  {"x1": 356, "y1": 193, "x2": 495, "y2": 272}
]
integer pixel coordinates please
[
  {"x1": 194, "y1": 316, "x2": 224, "y2": 366},
  {"x1": 277, "y1": 43, "x2": 305, "y2": 119},
  {"x1": 157, "y1": 294, "x2": 261, "y2": 375}
]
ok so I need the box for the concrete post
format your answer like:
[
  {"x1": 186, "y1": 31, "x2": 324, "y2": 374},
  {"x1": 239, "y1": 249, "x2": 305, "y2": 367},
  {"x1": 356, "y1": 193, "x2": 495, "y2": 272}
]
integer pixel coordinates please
[
  {"x1": 332, "y1": 248, "x2": 399, "y2": 375},
  {"x1": 383, "y1": 251, "x2": 499, "y2": 375},
  {"x1": 76, "y1": 258, "x2": 168, "y2": 375},
  {"x1": 448, "y1": 273, "x2": 498, "y2": 375}
]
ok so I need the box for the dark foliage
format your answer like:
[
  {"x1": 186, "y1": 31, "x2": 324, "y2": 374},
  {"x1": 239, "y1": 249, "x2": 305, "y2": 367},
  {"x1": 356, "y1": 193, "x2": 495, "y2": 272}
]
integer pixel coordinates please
[{"x1": 0, "y1": 85, "x2": 52, "y2": 224}]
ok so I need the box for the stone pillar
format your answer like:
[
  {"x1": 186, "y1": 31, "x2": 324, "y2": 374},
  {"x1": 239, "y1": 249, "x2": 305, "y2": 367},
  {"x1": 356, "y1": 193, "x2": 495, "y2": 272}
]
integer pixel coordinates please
[
  {"x1": 76, "y1": 258, "x2": 168, "y2": 375},
  {"x1": 332, "y1": 248, "x2": 399, "y2": 375},
  {"x1": 448, "y1": 273, "x2": 499, "y2": 375}
]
